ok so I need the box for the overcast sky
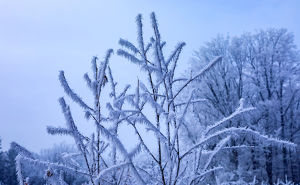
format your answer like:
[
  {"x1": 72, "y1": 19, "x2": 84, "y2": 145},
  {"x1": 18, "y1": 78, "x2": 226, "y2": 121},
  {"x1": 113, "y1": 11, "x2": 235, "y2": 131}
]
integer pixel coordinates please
[{"x1": 0, "y1": 0, "x2": 299, "y2": 153}]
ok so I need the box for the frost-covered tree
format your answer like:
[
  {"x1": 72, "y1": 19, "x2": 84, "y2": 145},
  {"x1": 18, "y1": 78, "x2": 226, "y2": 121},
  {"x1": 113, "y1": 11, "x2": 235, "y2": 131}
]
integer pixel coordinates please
[
  {"x1": 190, "y1": 29, "x2": 300, "y2": 184},
  {"x1": 15, "y1": 13, "x2": 297, "y2": 185},
  {"x1": 244, "y1": 29, "x2": 300, "y2": 183}
]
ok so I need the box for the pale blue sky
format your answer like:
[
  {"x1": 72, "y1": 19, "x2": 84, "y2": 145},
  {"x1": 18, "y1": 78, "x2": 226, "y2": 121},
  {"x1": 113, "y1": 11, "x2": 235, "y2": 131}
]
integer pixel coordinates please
[{"x1": 0, "y1": 0, "x2": 299, "y2": 152}]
